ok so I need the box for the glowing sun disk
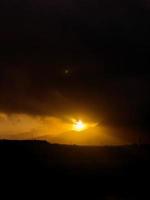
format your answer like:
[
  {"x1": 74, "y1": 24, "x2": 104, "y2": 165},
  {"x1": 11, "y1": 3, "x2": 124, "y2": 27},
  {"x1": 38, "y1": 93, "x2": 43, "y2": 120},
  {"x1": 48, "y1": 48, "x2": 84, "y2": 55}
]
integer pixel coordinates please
[{"x1": 73, "y1": 120, "x2": 87, "y2": 132}]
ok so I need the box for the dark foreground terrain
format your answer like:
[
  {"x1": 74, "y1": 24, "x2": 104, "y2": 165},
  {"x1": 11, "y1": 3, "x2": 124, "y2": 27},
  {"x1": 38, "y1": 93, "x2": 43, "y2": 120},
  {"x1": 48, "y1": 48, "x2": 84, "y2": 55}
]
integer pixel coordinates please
[{"x1": 0, "y1": 140, "x2": 150, "y2": 199}]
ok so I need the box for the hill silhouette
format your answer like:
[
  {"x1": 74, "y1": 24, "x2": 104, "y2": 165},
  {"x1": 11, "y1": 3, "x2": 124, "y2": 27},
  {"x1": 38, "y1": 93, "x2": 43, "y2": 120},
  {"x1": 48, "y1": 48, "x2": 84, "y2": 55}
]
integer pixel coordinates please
[{"x1": 0, "y1": 140, "x2": 150, "y2": 199}]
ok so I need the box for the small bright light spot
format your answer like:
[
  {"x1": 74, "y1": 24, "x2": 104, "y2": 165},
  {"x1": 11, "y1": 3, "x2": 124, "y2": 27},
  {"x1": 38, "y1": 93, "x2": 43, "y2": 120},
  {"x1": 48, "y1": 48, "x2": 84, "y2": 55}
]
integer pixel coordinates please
[
  {"x1": 64, "y1": 69, "x2": 69, "y2": 74},
  {"x1": 72, "y1": 120, "x2": 87, "y2": 132}
]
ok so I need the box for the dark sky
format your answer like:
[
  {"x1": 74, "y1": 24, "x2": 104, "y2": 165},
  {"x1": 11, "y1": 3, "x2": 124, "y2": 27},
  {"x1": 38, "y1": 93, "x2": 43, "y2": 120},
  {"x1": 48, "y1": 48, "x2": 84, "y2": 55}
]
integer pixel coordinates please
[{"x1": 0, "y1": 0, "x2": 150, "y2": 136}]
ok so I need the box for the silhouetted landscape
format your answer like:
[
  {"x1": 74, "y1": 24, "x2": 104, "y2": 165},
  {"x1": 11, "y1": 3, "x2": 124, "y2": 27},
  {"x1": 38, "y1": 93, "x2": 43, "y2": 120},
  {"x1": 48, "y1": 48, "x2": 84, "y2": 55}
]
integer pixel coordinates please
[
  {"x1": 0, "y1": 139, "x2": 150, "y2": 199},
  {"x1": 1, "y1": 0, "x2": 150, "y2": 199}
]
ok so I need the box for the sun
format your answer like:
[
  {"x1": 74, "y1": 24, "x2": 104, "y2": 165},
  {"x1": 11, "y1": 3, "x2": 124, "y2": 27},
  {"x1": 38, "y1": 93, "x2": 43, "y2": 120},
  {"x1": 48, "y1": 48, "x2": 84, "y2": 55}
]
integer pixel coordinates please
[{"x1": 72, "y1": 120, "x2": 87, "y2": 132}]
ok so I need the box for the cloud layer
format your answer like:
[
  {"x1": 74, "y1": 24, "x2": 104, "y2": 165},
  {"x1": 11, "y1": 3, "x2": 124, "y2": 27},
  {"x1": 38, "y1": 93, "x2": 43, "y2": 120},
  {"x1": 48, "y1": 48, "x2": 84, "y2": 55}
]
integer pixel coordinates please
[{"x1": 0, "y1": 0, "x2": 150, "y2": 143}]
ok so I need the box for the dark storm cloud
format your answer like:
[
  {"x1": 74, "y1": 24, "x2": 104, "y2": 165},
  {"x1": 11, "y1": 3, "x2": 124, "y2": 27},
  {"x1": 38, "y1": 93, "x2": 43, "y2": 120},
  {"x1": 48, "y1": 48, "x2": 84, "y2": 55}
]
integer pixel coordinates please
[{"x1": 0, "y1": 0, "x2": 150, "y2": 132}]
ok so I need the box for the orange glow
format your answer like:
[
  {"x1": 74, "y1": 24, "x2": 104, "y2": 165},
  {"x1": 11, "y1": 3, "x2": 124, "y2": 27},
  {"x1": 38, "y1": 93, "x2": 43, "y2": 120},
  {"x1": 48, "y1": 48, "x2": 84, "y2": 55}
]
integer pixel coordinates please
[
  {"x1": 0, "y1": 112, "x2": 127, "y2": 145},
  {"x1": 72, "y1": 120, "x2": 87, "y2": 132}
]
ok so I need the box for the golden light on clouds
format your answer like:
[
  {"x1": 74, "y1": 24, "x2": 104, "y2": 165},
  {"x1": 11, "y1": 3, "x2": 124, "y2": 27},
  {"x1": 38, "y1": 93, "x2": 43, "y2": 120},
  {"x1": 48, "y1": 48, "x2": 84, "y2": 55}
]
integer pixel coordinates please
[{"x1": 0, "y1": 112, "x2": 132, "y2": 145}]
